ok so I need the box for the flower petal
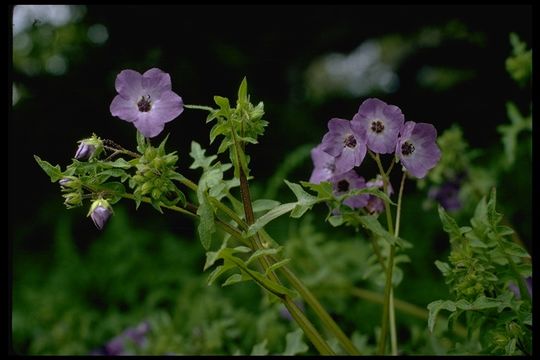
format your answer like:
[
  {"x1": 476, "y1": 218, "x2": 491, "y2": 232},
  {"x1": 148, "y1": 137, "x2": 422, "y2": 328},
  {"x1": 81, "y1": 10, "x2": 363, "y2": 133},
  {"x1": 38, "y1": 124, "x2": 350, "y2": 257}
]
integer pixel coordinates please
[
  {"x1": 110, "y1": 95, "x2": 139, "y2": 122},
  {"x1": 142, "y1": 68, "x2": 172, "y2": 98},
  {"x1": 334, "y1": 147, "x2": 356, "y2": 175},
  {"x1": 133, "y1": 112, "x2": 166, "y2": 138},
  {"x1": 115, "y1": 69, "x2": 143, "y2": 100},
  {"x1": 327, "y1": 118, "x2": 351, "y2": 134},
  {"x1": 151, "y1": 91, "x2": 184, "y2": 124}
]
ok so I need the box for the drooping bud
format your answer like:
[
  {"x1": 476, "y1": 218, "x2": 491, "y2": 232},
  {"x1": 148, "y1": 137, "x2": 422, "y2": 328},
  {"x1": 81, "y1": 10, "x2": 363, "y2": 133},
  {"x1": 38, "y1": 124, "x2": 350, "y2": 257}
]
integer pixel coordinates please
[
  {"x1": 88, "y1": 199, "x2": 113, "y2": 230},
  {"x1": 74, "y1": 134, "x2": 104, "y2": 160}
]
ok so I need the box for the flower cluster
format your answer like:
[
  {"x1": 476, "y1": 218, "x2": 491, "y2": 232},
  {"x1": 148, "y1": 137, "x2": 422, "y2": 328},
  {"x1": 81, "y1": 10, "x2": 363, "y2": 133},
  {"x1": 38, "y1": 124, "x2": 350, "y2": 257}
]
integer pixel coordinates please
[{"x1": 310, "y1": 98, "x2": 440, "y2": 210}]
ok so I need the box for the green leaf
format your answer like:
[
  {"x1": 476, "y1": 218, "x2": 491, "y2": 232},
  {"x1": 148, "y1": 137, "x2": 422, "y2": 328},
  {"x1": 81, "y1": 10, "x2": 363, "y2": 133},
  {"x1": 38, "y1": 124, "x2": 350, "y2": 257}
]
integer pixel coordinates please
[
  {"x1": 105, "y1": 158, "x2": 133, "y2": 169},
  {"x1": 265, "y1": 258, "x2": 291, "y2": 275},
  {"x1": 438, "y1": 205, "x2": 463, "y2": 243},
  {"x1": 251, "y1": 339, "x2": 269, "y2": 356},
  {"x1": 357, "y1": 215, "x2": 400, "y2": 246},
  {"x1": 136, "y1": 130, "x2": 147, "y2": 153},
  {"x1": 99, "y1": 182, "x2": 126, "y2": 204},
  {"x1": 283, "y1": 328, "x2": 308, "y2": 355},
  {"x1": 189, "y1": 141, "x2": 217, "y2": 171},
  {"x1": 285, "y1": 180, "x2": 318, "y2": 206},
  {"x1": 328, "y1": 215, "x2": 344, "y2": 227},
  {"x1": 434, "y1": 260, "x2": 451, "y2": 276},
  {"x1": 500, "y1": 239, "x2": 530, "y2": 258},
  {"x1": 427, "y1": 300, "x2": 457, "y2": 333},
  {"x1": 197, "y1": 192, "x2": 215, "y2": 250},
  {"x1": 34, "y1": 155, "x2": 64, "y2": 182},
  {"x1": 487, "y1": 187, "x2": 503, "y2": 227},
  {"x1": 251, "y1": 199, "x2": 281, "y2": 213},
  {"x1": 237, "y1": 77, "x2": 248, "y2": 105},
  {"x1": 222, "y1": 273, "x2": 246, "y2": 287},
  {"x1": 245, "y1": 247, "x2": 282, "y2": 266},
  {"x1": 214, "y1": 96, "x2": 231, "y2": 114},
  {"x1": 300, "y1": 180, "x2": 333, "y2": 200},
  {"x1": 246, "y1": 203, "x2": 296, "y2": 237}
]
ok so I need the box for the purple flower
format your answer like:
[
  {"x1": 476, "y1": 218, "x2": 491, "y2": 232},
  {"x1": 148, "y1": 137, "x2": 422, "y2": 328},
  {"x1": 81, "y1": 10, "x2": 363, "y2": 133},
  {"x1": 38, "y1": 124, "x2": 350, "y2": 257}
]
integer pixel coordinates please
[
  {"x1": 331, "y1": 169, "x2": 369, "y2": 209},
  {"x1": 396, "y1": 121, "x2": 441, "y2": 179},
  {"x1": 428, "y1": 180, "x2": 462, "y2": 211},
  {"x1": 365, "y1": 175, "x2": 394, "y2": 214},
  {"x1": 91, "y1": 321, "x2": 151, "y2": 355},
  {"x1": 352, "y1": 98, "x2": 404, "y2": 154},
  {"x1": 320, "y1": 118, "x2": 366, "y2": 175},
  {"x1": 279, "y1": 300, "x2": 305, "y2": 321},
  {"x1": 88, "y1": 199, "x2": 113, "y2": 230},
  {"x1": 309, "y1": 144, "x2": 336, "y2": 183},
  {"x1": 509, "y1": 276, "x2": 532, "y2": 300},
  {"x1": 75, "y1": 142, "x2": 96, "y2": 160},
  {"x1": 110, "y1": 68, "x2": 184, "y2": 138}
]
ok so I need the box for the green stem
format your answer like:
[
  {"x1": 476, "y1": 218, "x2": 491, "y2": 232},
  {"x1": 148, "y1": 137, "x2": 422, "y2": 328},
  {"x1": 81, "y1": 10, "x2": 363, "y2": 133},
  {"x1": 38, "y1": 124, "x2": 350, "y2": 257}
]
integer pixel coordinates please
[
  {"x1": 495, "y1": 236, "x2": 531, "y2": 303},
  {"x1": 378, "y1": 244, "x2": 395, "y2": 355},
  {"x1": 350, "y1": 287, "x2": 467, "y2": 338},
  {"x1": 184, "y1": 104, "x2": 215, "y2": 111}
]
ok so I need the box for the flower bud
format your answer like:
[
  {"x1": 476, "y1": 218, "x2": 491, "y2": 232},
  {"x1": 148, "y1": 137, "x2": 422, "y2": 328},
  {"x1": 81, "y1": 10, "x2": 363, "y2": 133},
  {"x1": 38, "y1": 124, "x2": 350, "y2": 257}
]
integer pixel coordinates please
[
  {"x1": 75, "y1": 142, "x2": 96, "y2": 160},
  {"x1": 88, "y1": 199, "x2": 113, "y2": 230},
  {"x1": 59, "y1": 178, "x2": 72, "y2": 188},
  {"x1": 63, "y1": 192, "x2": 82, "y2": 207},
  {"x1": 74, "y1": 134, "x2": 104, "y2": 160}
]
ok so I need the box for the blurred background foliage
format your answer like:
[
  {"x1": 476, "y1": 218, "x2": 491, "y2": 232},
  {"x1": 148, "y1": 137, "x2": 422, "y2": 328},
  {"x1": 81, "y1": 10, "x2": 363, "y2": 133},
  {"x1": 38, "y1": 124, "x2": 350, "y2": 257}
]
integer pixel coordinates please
[{"x1": 10, "y1": 5, "x2": 531, "y2": 355}]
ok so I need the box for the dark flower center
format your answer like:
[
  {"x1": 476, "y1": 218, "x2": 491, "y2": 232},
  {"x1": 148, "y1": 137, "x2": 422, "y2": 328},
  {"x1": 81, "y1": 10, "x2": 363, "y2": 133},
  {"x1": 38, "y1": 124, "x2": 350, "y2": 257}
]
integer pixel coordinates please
[
  {"x1": 401, "y1": 141, "x2": 415, "y2": 156},
  {"x1": 344, "y1": 134, "x2": 357, "y2": 148},
  {"x1": 137, "y1": 95, "x2": 152, "y2": 112},
  {"x1": 337, "y1": 180, "x2": 350, "y2": 192},
  {"x1": 371, "y1": 120, "x2": 385, "y2": 133}
]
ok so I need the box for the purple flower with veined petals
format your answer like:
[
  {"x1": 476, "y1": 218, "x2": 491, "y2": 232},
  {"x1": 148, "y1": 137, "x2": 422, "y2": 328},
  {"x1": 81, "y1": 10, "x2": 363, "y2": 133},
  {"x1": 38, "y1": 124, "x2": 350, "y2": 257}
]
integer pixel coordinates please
[
  {"x1": 331, "y1": 169, "x2": 369, "y2": 209},
  {"x1": 365, "y1": 175, "x2": 394, "y2": 214},
  {"x1": 320, "y1": 118, "x2": 366, "y2": 175},
  {"x1": 110, "y1": 68, "x2": 184, "y2": 138},
  {"x1": 309, "y1": 144, "x2": 337, "y2": 183},
  {"x1": 352, "y1": 98, "x2": 404, "y2": 154},
  {"x1": 396, "y1": 121, "x2": 441, "y2": 179}
]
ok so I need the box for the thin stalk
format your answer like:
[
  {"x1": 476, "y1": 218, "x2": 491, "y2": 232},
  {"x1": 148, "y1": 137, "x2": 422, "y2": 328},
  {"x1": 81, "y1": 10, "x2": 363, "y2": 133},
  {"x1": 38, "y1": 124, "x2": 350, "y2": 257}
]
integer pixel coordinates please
[
  {"x1": 350, "y1": 287, "x2": 467, "y2": 338},
  {"x1": 184, "y1": 104, "x2": 215, "y2": 111},
  {"x1": 389, "y1": 172, "x2": 407, "y2": 355}
]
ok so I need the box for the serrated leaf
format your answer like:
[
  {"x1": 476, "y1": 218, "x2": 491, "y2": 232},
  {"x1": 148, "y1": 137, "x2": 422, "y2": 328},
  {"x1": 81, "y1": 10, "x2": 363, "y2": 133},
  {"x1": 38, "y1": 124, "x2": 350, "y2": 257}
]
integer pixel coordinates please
[
  {"x1": 105, "y1": 158, "x2": 133, "y2": 169},
  {"x1": 34, "y1": 155, "x2": 64, "y2": 182},
  {"x1": 487, "y1": 187, "x2": 503, "y2": 227},
  {"x1": 189, "y1": 141, "x2": 217, "y2": 170},
  {"x1": 283, "y1": 329, "x2": 308, "y2": 355},
  {"x1": 251, "y1": 339, "x2": 269, "y2": 356},
  {"x1": 207, "y1": 263, "x2": 235, "y2": 286},
  {"x1": 252, "y1": 199, "x2": 281, "y2": 213},
  {"x1": 427, "y1": 300, "x2": 457, "y2": 332}
]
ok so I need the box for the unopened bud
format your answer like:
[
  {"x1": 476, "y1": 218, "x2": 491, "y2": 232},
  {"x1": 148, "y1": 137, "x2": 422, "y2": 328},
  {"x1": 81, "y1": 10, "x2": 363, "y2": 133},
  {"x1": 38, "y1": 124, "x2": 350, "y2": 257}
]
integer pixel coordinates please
[
  {"x1": 75, "y1": 142, "x2": 96, "y2": 160},
  {"x1": 88, "y1": 199, "x2": 113, "y2": 230}
]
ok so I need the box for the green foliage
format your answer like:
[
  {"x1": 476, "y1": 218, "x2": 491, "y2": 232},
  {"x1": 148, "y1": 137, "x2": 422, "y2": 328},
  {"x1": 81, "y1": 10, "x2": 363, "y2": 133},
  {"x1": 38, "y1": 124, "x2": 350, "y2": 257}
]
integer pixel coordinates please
[
  {"x1": 505, "y1": 33, "x2": 532, "y2": 86},
  {"x1": 497, "y1": 102, "x2": 532, "y2": 168},
  {"x1": 206, "y1": 77, "x2": 268, "y2": 177},
  {"x1": 428, "y1": 189, "x2": 531, "y2": 355}
]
